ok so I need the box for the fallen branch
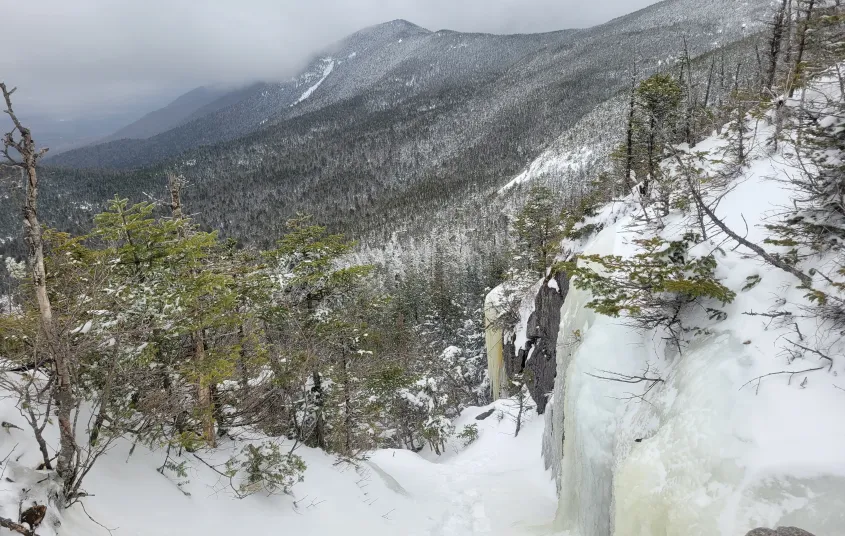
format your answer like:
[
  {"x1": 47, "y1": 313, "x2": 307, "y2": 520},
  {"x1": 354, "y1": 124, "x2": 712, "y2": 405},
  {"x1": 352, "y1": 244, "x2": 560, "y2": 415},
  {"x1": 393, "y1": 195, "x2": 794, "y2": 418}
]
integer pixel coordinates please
[
  {"x1": 586, "y1": 367, "x2": 664, "y2": 385},
  {"x1": 740, "y1": 366, "x2": 825, "y2": 394},
  {"x1": 0, "y1": 516, "x2": 34, "y2": 536},
  {"x1": 742, "y1": 310, "x2": 792, "y2": 318}
]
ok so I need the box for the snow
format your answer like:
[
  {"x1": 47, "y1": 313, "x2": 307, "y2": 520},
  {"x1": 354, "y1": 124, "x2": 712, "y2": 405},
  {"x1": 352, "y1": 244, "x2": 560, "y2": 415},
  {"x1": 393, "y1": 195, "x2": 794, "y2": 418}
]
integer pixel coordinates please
[
  {"x1": 292, "y1": 58, "x2": 335, "y2": 106},
  {"x1": 500, "y1": 149, "x2": 595, "y2": 193},
  {"x1": 498, "y1": 96, "x2": 626, "y2": 194},
  {"x1": 512, "y1": 279, "x2": 541, "y2": 358},
  {"x1": 536, "y1": 73, "x2": 845, "y2": 536},
  {"x1": 0, "y1": 393, "x2": 556, "y2": 536},
  {"x1": 70, "y1": 319, "x2": 93, "y2": 335}
]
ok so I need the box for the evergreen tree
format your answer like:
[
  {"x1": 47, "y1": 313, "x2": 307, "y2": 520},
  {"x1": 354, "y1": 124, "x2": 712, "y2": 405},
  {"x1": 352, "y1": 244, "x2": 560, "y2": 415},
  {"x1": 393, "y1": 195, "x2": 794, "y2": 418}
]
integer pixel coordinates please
[
  {"x1": 635, "y1": 74, "x2": 683, "y2": 196},
  {"x1": 513, "y1": 186, "x2": 563, "y2": 278}
]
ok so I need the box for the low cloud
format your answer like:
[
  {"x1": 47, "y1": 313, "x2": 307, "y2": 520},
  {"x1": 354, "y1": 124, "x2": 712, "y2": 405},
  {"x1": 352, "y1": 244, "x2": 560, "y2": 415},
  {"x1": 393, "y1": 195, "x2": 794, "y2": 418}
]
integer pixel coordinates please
[{"x1": 1, "y1": 0, "x2": 657, "y2": 118}]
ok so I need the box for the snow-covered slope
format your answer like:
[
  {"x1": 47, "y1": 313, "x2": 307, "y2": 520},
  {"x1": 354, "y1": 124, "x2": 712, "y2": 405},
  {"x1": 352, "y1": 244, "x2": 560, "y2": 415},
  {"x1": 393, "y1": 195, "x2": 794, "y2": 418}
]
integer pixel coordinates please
[
  {"x1": 0, "y1": 394, "x2": 556, "y2": 536},
  {"x1": 535, "y1": 82, "x2": 845, "y2": 535}
]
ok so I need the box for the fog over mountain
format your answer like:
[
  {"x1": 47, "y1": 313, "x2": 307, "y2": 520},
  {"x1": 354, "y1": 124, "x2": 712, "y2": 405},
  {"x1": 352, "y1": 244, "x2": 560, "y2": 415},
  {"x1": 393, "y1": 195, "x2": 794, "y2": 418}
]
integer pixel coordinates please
[{"x1": 1, "y1": 0, "x2": 658, "y2": 121}]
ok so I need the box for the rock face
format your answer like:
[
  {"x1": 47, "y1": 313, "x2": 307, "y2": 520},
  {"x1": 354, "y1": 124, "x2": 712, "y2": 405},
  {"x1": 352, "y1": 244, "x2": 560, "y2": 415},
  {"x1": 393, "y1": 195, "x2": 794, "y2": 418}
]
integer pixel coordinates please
[
  {"x1": 505, "y1": 270, "x2": 570, "y2": 414},
  {"x1": 745, "y1": 528, "x2": 816, "y2": 536},
  {"x1": 525, "y1": 271, "x2": 569, "y2": 414}
]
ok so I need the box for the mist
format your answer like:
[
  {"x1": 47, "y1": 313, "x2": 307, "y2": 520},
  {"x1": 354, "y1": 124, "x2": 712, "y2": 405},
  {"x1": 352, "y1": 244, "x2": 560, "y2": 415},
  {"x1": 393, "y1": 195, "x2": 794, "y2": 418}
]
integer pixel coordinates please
[{"x1": 1, "y1": 0, "x2": 659, "y2": 119}]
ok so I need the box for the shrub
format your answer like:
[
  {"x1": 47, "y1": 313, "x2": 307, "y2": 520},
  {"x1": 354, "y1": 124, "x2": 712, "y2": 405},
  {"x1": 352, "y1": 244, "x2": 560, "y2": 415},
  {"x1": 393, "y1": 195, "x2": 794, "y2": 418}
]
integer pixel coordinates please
[
  {"x1": 457, "y1": 424, "x2": 479, "y2": 447},
  {"x1": 225, "y1": 442, "x2": 306, "y2": 498},
  {"x1": 422, "y1": 415, "x2": 454, "y2": 455}
]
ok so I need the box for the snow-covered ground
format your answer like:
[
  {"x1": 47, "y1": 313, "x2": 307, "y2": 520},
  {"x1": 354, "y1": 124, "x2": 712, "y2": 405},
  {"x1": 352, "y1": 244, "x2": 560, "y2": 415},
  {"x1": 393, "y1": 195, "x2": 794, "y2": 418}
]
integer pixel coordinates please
[{"x1": 0, "y1": 395, "x2": 557, "y2": 535}]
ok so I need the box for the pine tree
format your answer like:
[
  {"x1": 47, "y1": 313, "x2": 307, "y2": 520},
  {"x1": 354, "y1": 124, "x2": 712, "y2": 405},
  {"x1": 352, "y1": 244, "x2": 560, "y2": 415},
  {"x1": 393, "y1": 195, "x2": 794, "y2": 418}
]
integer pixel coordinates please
[
  {"x1": 513, "y1": 186, "x2": 563, "y2": 277},
  {"x1": 635, "y1": 74, "x2": 683, "y2": 195}
]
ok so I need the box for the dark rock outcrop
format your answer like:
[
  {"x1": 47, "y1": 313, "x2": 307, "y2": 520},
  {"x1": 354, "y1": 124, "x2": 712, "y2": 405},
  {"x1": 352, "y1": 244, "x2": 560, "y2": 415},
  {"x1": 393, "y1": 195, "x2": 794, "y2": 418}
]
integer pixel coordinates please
[
  {"x1": 745, "y1": 528, "x2": 815, "y2": 536},
  {"x1": 504, "y1": 270, "x2": 569, "y2": 414},
  {"x1": 475, "y1": 409, "x2": 496, "y2": 421}
]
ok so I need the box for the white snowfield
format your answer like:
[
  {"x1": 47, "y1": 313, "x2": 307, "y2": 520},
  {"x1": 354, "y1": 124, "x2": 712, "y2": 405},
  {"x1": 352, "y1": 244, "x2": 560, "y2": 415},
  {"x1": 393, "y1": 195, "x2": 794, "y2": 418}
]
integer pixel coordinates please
[
  {"x1": 292, "y1": 58, "x2": 335, "y2": 106},
  {"x1": 0, "y1": 395, "x2": 556, "y2": 535}
]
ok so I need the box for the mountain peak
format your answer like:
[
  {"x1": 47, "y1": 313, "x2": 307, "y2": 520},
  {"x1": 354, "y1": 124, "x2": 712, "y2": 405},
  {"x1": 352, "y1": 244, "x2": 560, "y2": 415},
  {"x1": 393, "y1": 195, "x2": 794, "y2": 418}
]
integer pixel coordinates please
[{"x1": 381, "y1": 19, "x2": 430, "y2": 32}]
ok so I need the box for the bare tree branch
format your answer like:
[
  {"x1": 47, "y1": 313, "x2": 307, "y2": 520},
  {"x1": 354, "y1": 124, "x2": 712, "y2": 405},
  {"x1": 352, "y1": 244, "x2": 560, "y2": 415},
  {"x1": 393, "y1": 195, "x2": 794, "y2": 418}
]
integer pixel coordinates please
[
  {"x1": 785, "y1": 339, "x2": 835, "y2": 371},
  {"x1": 740, "y1": 366, "x2": 825, "y2": 393},
  {"x1": 668, "y1": 146, "x2": 813, "y2": 285},
  {"x1": 0, "y1": 516, "x2": 35, "y2": 536}
]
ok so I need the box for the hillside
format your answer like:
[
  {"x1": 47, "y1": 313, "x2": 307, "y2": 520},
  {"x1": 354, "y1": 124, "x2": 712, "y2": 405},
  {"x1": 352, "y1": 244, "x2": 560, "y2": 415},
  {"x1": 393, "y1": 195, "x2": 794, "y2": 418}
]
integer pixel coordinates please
[
  {"x1": 0, "y1": 394, "x2": 555, "y2": 536},
  {"x1": 485, "y1": 60, "x2": 845, "y2": 535},
  {"x1": 100, "y1": 86, "x2": 231, "y2": 142},
  {"x1": 0, "y1": 0, "x2": 771, "y2": 268}
]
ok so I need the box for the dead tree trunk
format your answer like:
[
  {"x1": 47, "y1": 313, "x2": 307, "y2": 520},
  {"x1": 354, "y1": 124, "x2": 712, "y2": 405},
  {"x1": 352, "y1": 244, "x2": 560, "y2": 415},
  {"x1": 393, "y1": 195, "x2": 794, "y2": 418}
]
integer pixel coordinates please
[
  {"x1": 625, "y1": 73, "x2": 637, "y2": 192},
  {"x1": 682, "y1": 37, "x2": 696, "y2": 146},
  {"x1": 789, "y1": 0, "x2": 816, "y2": 97},
  {"x1": 1, "y1": 83, "x2": 78, "y2": 498},
  {"x1": 340, "y1": 348, "x2": 353, "y2": 456},
  {"x1": 645, "y1": 114, "x2": 657, "y2": 195},
  {"x1": 89, "y1": 344, "x2": 119, "y2": 446},
  {"x1": 733, "y1": 63, "x2": 747, "y2": 166},
  {"x1": 767, "y1": 0, "x2": 789, "y2": 91}
]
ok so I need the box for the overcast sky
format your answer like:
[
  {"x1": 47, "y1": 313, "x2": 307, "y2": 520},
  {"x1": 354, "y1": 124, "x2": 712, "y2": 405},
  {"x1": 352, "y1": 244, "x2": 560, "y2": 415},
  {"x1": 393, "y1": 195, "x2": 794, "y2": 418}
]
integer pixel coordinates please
[{"x1": 1, "y1": 0, "x2": 658, "y2": 119}]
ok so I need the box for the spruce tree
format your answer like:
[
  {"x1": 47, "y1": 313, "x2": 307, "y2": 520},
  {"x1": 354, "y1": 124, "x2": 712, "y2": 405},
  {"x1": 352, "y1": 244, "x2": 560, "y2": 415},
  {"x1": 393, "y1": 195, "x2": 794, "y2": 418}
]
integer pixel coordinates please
[{"x1": 513, "y1": 186, "x2": 563, "y2": 278}]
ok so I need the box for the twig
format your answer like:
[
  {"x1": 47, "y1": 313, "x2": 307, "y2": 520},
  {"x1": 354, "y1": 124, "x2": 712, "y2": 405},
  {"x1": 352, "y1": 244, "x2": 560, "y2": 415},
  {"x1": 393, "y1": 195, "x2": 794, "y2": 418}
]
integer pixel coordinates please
[
  {"x1": 731, "y1": 214, "x2": 751, "y2": 251},
  {"x1": 742, "y1": 311, "x2": 792, "y2": 318},
  {"x1": 739, "y1": 366, "x2": 825, "y2": 394},
  {"x1": 0, "y1": 444, "x2": 18, "y2": 481},
  {"x1": 78, "y1": 501, "x2": 118, "y2": 535},
  {"x1": 785, "y1": 339, "x2": 835, "y2": 371},
  {"x1": 792, "y1": 322, "x2": 804, "y2": 342},
  {"x1": 586, "y1": 368, "x2": 664, "y2": 385}
]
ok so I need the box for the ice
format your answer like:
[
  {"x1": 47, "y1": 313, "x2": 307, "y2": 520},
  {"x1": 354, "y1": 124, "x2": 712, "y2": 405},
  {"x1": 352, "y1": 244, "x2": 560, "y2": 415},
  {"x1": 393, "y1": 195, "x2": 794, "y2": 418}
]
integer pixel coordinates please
[{"x1": 535, "y1": 70, "x2": 845, "y2": 536}]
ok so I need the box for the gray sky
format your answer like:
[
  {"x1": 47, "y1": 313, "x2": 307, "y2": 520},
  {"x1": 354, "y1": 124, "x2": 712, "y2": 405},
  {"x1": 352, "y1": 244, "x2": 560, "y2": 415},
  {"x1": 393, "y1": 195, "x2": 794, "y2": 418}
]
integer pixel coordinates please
[{"x1": 1, "y1": 0, "x2": 658, "y2": 119}]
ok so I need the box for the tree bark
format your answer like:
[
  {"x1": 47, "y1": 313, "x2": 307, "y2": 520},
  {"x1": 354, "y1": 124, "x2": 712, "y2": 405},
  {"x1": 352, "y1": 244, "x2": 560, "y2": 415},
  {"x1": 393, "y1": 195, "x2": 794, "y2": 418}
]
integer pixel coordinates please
[
  {"x1": 767, "y1": 0, "x2": 789, "y2": 90},
  {"x1": 89, "y1": 345, "x2": 119, "y2": 446},
  {"x1": 2, "y1": 82, "x2": 77, "y2": 499},
  {"x1": 194, "y1": 331, "x2": 216, "y2": 447}
]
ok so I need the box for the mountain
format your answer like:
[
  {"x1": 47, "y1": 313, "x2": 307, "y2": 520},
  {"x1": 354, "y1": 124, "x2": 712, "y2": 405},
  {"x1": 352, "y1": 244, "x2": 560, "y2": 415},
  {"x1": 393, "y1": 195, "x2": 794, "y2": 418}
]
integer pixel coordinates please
[
  {"x1": 100, "y1": 85, "x2": 231, "y2": 142},
  {"x1": 2, "y1": 0, "x2": 772, "y2": 266},
  {"x1": 48, "y1": 19, "x2": 574, "y2": 170},
  {"x1": 0, "y1": 110, "x2": 151, "y2": 155}
]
